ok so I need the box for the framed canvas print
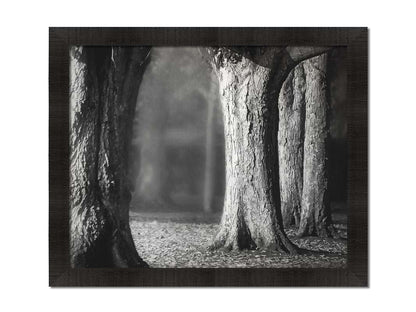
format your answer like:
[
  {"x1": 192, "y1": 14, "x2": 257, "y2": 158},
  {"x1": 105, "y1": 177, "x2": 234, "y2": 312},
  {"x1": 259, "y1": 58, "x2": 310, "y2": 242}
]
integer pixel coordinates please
[{"x1": 49, "y1": 27, "x2": 368, "y2": 286}]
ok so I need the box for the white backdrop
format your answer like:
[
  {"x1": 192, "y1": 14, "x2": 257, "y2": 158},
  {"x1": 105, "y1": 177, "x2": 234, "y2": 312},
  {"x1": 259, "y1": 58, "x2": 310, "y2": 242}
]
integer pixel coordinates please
[{"x1": 1, "y1": 0, "x2": 415, "y2": 311}]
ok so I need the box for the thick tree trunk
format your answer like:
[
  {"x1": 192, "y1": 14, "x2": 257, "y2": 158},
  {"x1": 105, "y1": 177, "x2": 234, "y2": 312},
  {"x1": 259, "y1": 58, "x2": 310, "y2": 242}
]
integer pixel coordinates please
[
  {"x1": 205, "y1": 47, "x2": 330, "y2": 252},
  {"x1": 69, "y1": 46, "x2": 150, "y2": 267},
  {"x1": 209, "y1": 49, "x2": 298, "y2": 253},
  {"x1": 278, "y1": 64, "x2": 306, "y2": 227},
  {"x1": 297, "y1": 54, "x2": 333, "y2": 237}
]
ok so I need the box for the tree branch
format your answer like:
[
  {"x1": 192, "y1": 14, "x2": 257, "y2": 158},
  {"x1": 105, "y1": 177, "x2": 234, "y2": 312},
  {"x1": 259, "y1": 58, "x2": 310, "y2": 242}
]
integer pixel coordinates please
[
  {"x1": 285, "y1": 46, "x2": 332, "y2": 64},
  {"x1": 228, "y1": 47, "x2": 286, "y2": 68}
]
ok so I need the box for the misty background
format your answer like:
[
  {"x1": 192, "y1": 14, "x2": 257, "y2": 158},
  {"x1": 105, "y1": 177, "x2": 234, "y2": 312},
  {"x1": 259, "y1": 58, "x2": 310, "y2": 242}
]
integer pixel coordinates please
[{"x1": 128, "y1": 47, "x2": 347, "y2": 215}]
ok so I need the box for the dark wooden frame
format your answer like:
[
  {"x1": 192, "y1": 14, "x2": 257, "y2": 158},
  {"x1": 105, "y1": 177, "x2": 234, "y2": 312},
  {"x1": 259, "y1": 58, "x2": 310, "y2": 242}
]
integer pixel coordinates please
[{"x1": 49, "y1": 27, "x2": 368, "y2": 287}]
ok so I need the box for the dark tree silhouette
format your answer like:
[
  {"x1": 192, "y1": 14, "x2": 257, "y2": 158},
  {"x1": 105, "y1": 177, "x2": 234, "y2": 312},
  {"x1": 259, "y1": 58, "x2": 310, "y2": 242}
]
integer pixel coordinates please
[{"x1": 69, "y1": 46, "x2": 150, "y2": 267}]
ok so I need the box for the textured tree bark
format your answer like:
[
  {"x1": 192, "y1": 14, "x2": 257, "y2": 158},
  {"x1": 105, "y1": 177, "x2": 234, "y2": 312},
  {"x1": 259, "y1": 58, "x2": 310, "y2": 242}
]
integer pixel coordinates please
[
  {"x1": 208, "y1": 48, "x2": 298, "y2": 253},
  {"x1": 70, "y1": 46, "x2": 150, "y2": 267},
  {"x1": 278, "y1": 64, "x2": 306, "y2": 227},
  {"x1": 297, "y1": 54, "x2": 333, "y2": 237},
  {"x1": 204, "y1": 47, "x2": 330, "y2": 252}
]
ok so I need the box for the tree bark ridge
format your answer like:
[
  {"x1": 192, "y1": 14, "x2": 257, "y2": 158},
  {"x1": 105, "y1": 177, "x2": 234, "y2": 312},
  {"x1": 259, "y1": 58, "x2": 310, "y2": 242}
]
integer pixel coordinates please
[
  {"x1": 70, "y1": 46, "x2": 150, "y2": 267},
  {"x1": 297, "y1": 54, "x2": 333, "y2": 237},
  {"x1": 209, "y1": 48, "x2": 298, "y2": 253},
  {"x1": 278, "y1": 64, "x2": 306, "y2": 227}
]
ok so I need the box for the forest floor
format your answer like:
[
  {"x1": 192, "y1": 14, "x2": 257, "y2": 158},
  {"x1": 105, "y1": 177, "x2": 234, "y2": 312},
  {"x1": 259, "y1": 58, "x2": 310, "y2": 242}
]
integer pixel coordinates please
[{"x1": 130, "y1": 211, "x2": 347, "y2": 268}]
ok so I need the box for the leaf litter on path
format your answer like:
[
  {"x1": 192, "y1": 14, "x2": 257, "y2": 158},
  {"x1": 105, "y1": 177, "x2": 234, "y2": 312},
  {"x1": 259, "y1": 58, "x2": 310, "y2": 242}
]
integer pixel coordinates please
[{"x1": 130, "y1": 212, "x2": 347, "y2": 268}]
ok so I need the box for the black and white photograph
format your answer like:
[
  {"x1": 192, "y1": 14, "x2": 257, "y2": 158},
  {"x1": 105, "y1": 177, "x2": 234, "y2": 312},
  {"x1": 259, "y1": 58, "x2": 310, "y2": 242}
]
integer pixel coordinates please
[
  {"x1": 4, "y1": 0, "x2": 416, "y2": 310},
  {"x1": 69, "y1": 45, "x2": 348, "y2": 269},
  {"x1": 46, "y1": 27, "x2": 369, "y2": 287}
]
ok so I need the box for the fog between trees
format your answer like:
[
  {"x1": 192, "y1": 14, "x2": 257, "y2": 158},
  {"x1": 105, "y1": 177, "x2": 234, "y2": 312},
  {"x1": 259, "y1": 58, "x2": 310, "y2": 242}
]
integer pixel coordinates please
[
  {"x1": 130, "y1": 47, "x2": 225, "y2": 213},
  {"x1": 130, "y1": 47, "x2": 346, "y2": 217}
]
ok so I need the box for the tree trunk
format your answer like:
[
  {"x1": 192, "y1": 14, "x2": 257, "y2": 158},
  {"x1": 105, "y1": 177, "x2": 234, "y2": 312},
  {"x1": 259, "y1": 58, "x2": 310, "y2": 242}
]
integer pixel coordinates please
[
  {"x1": 208, "y1": 48, "x2": 298, "y2": 253},
  {"x1": 278, "y1": 64, "x2": 306, "y2": 227},
  {"x1": 297, "y1": 54, "x2": 333, "y2": 237},
  {"x1": 69, "y1": 46, "x2": 150, "y2": 267},
  {"x1": 205, "y1": 47, "x2": 330, "y2": 252}
]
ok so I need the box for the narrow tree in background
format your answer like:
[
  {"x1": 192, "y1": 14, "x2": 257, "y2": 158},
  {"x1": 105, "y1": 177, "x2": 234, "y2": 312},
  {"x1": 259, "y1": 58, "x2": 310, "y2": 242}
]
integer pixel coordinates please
[
  {"x1": 203, "y1": 74, "x2": 219, "y2": 213},
  {"x1": 133, "y1": 47, "x2": 215, "y2": 210},
  {"x1": 278, "y1": 64, "x2": 306, "y2": 227},
  {"x1": 70, "y1": 46, "x2": 150, "y2": 267},
  {"x1": 298, "y1": 54, "x2": 333, "y2": 237},
  {"x1": 208, "y1": 47, "x2": 329, "y2": 252},
  {"x1": 135, "y1": 85, "x2": 169, "y2": 209}
]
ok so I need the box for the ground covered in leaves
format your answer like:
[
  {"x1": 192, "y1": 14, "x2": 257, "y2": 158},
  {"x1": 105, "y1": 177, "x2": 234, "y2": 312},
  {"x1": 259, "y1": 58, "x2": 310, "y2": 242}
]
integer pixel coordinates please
[{"x1": 130, "y1": 212, "x2": 347, "y2": 268}]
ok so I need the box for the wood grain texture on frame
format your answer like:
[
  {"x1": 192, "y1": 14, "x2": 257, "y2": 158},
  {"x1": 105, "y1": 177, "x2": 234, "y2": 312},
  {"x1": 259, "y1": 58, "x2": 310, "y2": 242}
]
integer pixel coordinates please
[{"x1": 49, "y1": 27, "x2": 368, "y2": 287}]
